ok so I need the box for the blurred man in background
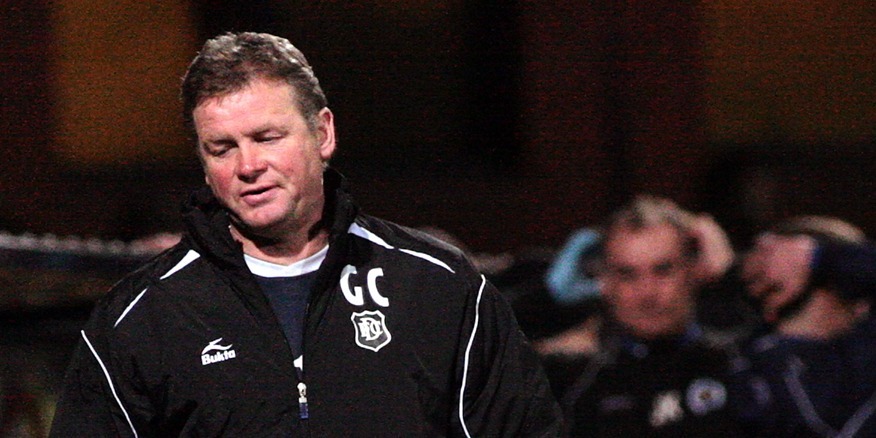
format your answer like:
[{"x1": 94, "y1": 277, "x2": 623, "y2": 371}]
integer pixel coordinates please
[
  {"x1": 552, "y1": 195, "x2": 747, "y2": 436},
  {"x1": 738, "y1": 216, "x2": 876, "y2": 437}
]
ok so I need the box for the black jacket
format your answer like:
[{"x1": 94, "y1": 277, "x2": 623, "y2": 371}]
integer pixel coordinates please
[
  {"x1": 550, "y1": 325, "x2": 748, "y2": 437},
  {"x1": 733, "y1": 240, "x2": 876, "y2": 437},
  {"x1": 50, "y1": 170, "x2": 562, "y2": 437}
]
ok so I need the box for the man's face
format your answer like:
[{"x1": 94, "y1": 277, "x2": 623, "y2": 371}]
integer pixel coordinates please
[
  {"x1": 601, "y1": 223, "x2": 695, "y2": 339},
  {"x1": 194, "y1": 78, "x2": 335, "y2": 239},
  {"x1": 740, "y1": 232, "x2": 817, "y2": 322}
]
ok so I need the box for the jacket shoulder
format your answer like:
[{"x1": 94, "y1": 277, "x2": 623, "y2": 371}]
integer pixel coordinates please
[
  {"x1": 351, "y1": 215, "x2": 474, "y2": 274},
  {"x1": 86, "y1": 241, "x2": 203, "y2": 329}
]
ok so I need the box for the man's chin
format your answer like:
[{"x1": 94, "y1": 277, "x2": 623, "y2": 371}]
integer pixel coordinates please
[
  {"x1": 629, "y1": 320, "x2": 681, "y2": 340},
  {"x1": 230, "y1": 216, "x2": 289, "y2": 241}
]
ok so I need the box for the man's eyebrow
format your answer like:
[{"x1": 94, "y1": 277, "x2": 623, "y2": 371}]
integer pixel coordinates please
[
  {"x1": 608, "y1": 264, "x2": 635, "y2": 273},
  {"x1": 656, "y1": 258, "x2": 677, "y2": 265},
  {"x1": 251, "y1": 128, "x2": 281, "y2": 137},
  {"x1": 246, "y1": 123, "x2": 287, "y2": 136},
  {"x1": 201, "y1": 137, "x2": 236, "y2": 146},
  {"x1": 653, "y1": 258, "x2": 683, "y2": 271}
]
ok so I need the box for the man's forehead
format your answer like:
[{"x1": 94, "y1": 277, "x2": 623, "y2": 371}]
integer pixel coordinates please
[
  {"x1": 606, "y1": 223, "x2": 685, "y2": 250},
  {"x1": 196, "y1": 78, "x2": 296, "y2": 109},
  {"x1": 605, "y1": 254, "x2": 683, "y2": 271}
]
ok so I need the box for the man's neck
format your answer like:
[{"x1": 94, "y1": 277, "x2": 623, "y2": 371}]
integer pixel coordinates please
[
  {"x1": 231, "y1": 225, "x2": 330, "y2": 266},
  {"x1": 777, "y1": 289, "x2": 857, "y2": 340}
]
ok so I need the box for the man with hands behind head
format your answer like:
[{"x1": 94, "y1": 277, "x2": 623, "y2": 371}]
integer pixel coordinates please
[
  {"x1": 738, "y1": 216, "x2": 876, "y2": 437},
  {"x1": 558, "y1": 195, "x2": 748, "y2": 437}
]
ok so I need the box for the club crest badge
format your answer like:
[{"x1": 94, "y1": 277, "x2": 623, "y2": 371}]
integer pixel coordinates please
[
  {"x1": 686, "y1": 377, "x2": 727, "y2": 415},
  {"x1": 351, "y1": 310, "x2": 392, "y2": 352}
]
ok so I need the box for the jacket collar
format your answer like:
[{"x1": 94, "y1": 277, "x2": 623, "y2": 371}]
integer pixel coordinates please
[
  {"x1": 618, "y1": 323, "x2": 705, "y2": 359},
  {"x1": 180, "y1": 167, "x2": 358, "y2": 269}
]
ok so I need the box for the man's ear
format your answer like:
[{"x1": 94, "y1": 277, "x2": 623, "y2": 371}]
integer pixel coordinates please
[{"x1": 315, "y1": 107, "x2": 336, "y2": 161}]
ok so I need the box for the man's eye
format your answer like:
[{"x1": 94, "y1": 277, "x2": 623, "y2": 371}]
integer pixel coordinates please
[
  {"x1": 254, "y1": 130, "x2": 284, "y2": 143},
  {"x1": 610, "y1": 267, "x2": 636, "y2": 282},
  {"x1": 204, "y1": 144, "x2": 231, "y2": 157},
  {"x1": 257, "y1": 135, "x2": 281, "y2": 143},
  {"x1": 653, "y1": 262, "x2": 678, "y2": 277}
]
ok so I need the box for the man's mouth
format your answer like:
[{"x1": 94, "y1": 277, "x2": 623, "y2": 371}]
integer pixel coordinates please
[{"x1": 240, "y1": 186, "x2": 275, "y2": 204}]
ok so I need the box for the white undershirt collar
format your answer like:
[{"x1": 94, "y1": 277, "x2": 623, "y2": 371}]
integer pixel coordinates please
[{"x1": 243, "y1": 244, "x2": 328, "y2": 278}]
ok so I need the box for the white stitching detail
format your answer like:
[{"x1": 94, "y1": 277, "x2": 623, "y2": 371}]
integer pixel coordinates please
[
  {"x1": 458, "y1": 275, "x2": 486, "y2": 438},
  {"x1": 114, "y1": 288, "x2": 148, "y2": 328},
  {"x1": 81, "y1": 330, "x2": 139, "y2": 437},
  {"x1": 159, "y1": 250, "x2": 200, "y2": 280}
]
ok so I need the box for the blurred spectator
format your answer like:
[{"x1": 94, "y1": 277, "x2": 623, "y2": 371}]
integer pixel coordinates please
[
  {"x1": 539, "y1": 208, "x2": 754, "y2": 346},
  {"x1": 546, "y1": 195, "x2": 748, "y2": 436},
  {"x1": 735, "y1": 216, "x2": 876, "y2": 437}
]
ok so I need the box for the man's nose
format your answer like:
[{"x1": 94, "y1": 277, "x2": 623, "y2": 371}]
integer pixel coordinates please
[
  {"x1": 633, "y1": 273, "x2": 658, "y2": 291},
  {"x1": 236, "y1": 144, "x2": 267, "y2": 180}
]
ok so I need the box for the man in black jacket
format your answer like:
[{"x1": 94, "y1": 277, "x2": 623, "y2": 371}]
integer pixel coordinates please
[
  {"x1": 50, "y1": 32, "x2": 562, "y2": 436},
  {"x1": 737, "y1": 216, "x2": 876, "y2": 437},
  {"x1": 552, "y1": 195, "x2": 748, "y2": 437}
]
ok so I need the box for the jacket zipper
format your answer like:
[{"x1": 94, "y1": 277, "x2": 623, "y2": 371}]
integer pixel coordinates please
[
  {"x1": 298, "y1": 298, "x2": 311, "y2": 425},
  {"x1": 294, "y1": 355, "x2": 309, "y2": 421},
  {"x1": 295, "y1": 356, "x2": 310, "y2": 435},
  {"x1": 298, "y1": 381, "x2": 309, "y2": 419}
]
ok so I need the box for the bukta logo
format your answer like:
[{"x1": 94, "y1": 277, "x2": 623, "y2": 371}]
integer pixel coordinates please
[
  {"x1": 351, "y1": 310, "x2": 392, "y2": 352},
  {"x1": 201, "y1": 338, "x2": 237, "y2": 365}
]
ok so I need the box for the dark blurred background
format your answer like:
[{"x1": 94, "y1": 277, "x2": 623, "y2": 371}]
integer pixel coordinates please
[{"x1": 1, "y1": 0, "x2": 874, "y2": 434}]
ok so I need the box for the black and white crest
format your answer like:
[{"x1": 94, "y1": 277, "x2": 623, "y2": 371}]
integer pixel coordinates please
[
  {"x1": 351, "y1": 310, "x2": 392, "y2": 352},
  {"x1": 686, "y1": 378, "x2": 727, "y2": 415}
]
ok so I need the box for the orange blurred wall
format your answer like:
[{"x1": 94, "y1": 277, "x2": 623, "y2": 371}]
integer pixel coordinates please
[
  {"x1": 702, "y1": 0, "x2": 876, "y2": 144},
  {"x1": 50, "y1": 0, "x2": 198, "y2": 166}
]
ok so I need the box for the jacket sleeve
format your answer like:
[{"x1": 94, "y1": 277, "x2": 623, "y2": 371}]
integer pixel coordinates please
[
  {"x1": 451, "y1": 274, "x2": 564, "y2": 437},
  {"x1": 49, "y1": 279, "x2": 156, "y2": 438},
  {"x1": 811, "y1": 240, "x2": 876, "y2": 301},
  {"x1": 49, "y1": 327, "x2": 141, "y2": 437}
]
